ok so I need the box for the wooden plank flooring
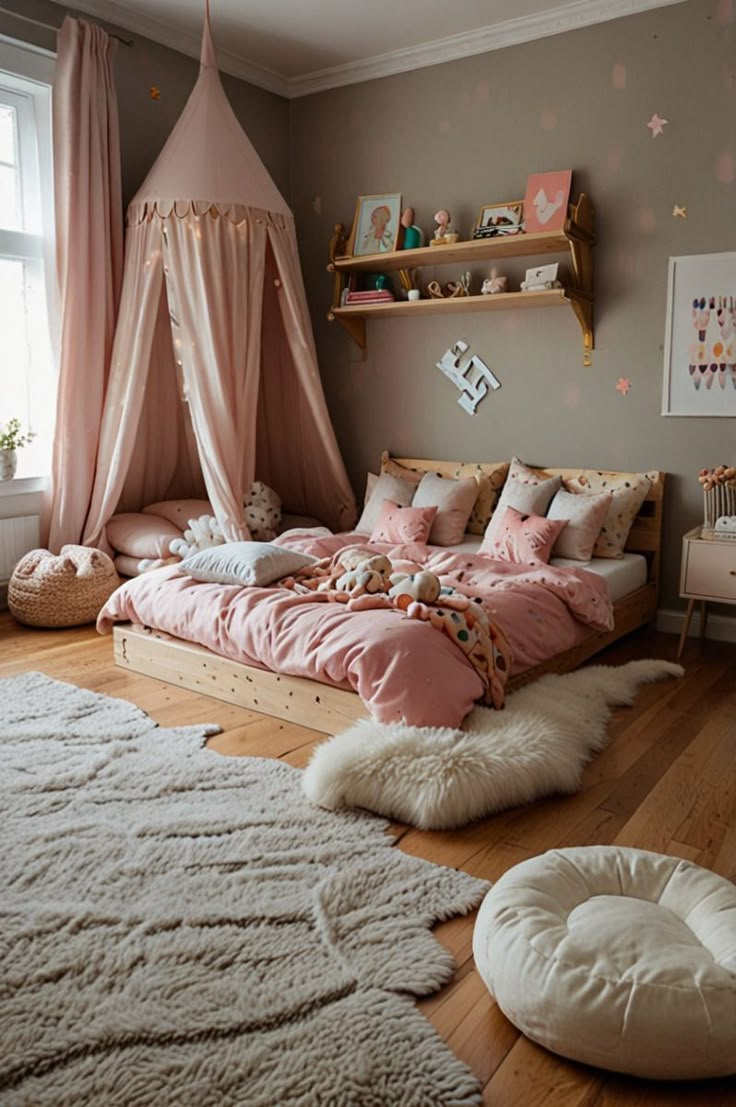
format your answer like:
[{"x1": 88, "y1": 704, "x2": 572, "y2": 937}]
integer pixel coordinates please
[{"x1": 1, "y1": 611, "x2": 735, "y2": 1105}]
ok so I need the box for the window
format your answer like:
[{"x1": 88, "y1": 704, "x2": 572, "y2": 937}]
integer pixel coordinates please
[{"x1": 0, "y1": 40, "x2": 55, "y2": 479}]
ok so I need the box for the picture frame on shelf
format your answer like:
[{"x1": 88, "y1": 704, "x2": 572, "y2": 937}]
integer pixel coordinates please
[
  {"x1": 661, "y1": 252, "x2": 736, "y2": 416},
  {"x1": 346, "y1": 193, "x2": 402, "y2": 257},
  {"x1": 523, "y1": 170, "x2": 572, "y2": 234},
  {"x1": 472, "y1": 201, "x2": 524, "y2": 239}
]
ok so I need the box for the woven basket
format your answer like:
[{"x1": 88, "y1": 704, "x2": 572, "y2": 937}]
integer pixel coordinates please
[
  {"x1": 9, "y1": 545, "x2": 119, "y2": 628},
  {"x1": 703, "y1": 481, "x2": 736, "y2": 529}
]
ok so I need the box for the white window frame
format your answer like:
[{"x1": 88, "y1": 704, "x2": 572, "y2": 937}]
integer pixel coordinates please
[{"x1": 0, "y1": 37, "x2": 56, "y2": 487}]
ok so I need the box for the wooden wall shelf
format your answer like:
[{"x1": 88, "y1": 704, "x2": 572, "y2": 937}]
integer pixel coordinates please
[{"x1": 327, "y1": 193, "x2": 595, "y2": 364}]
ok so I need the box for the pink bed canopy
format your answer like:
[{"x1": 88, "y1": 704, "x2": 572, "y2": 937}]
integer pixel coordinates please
[{"x1": 83, "y1": 5, "x2": 356, "y2": 549}]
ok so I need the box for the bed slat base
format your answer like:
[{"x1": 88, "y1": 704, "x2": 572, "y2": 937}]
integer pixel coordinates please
[
  {"x1": 112, "y1": 582, "x2": 657, "y2": 735},
  {"x1": 113, "y1": 624, "x2": 369, "y2": 733}
]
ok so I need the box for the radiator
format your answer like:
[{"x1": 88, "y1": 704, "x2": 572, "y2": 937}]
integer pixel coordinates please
[{"x1": 0, "y1": 514, "x2": 40, "y2": 581}]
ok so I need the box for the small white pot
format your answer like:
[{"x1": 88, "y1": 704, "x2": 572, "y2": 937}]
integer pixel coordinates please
[{"x1": 0, "y1": 448, "x2": 17, "y2": 480}]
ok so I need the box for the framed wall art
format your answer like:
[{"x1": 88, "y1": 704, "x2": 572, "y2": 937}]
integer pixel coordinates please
[
  {"x1": 346, "y1": 193, "x2": 402, "y2": 256},
  {"x1": 472, "y1": 201, "x2": 524, "y2": 239},
  {"x1": 523, "y1": 170, "x2": 572, "y2": 234},
  {"x1": 661, "y1": 252, "x2": 736, "y2": 416}
]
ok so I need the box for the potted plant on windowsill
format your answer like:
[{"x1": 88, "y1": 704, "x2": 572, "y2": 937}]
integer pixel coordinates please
[{"x1": 0, "y1": 418, "x2": 36, "y2": 480}]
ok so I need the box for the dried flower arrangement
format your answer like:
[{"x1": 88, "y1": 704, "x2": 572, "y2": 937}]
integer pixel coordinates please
[{"x1": 698, "y1": 465, "x2": 736, "y2": 528}]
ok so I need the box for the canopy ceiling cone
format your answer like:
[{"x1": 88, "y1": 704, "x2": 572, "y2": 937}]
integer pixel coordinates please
[{"x1": 83, "y1": 2, "x2": 356, "y2": 550}]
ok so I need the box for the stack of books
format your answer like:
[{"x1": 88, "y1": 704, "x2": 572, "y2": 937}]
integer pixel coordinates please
[{"x1": 343, "y1": 289, "x2": 395, "y2": 305}]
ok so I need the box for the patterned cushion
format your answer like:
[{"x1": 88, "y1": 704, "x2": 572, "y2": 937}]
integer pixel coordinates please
[
  {"x1": 451, "y1": 462, "x2": 509, "y2": 535},
  {"x1": 483, "y1": 458, "x2": 561, "y2": 547},
  {"x1": 481, "y1": 506, "x2": 566, "y2": 565},
  {"x1": 380, "y1": 456, "x2": 510, "y2": 536},
  {"x1": 564, "y1": 471, "x2": 653, "y2": 558},
  {"x1": 370, "y1": 501, "x2": 437, "y2": 546}
]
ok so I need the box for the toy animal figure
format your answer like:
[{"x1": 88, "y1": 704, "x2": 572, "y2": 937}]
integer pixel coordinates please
[
  {"x1": 481, "y1": 268, "x2": 508, "y2": 294},
  {"x1": 388, "y1": 570, "x2": 441, "y2": 607},
  {"x1": 335, "y1": 554, "x2": 393, "y2": 597}
]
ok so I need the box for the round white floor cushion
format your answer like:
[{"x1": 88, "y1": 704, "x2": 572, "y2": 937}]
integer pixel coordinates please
[{"x1": 472, "y1": 846, "x2": 736, "y2": 1080}]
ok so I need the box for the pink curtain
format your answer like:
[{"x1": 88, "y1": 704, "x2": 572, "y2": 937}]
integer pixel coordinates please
[{"x1": 47, "y1": 17, "x2": 123, "y2": 551}]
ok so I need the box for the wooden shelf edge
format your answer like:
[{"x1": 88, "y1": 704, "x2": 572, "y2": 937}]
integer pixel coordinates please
[{"x1": 333, "y1": 288, "x2": 569, "y2": 317}]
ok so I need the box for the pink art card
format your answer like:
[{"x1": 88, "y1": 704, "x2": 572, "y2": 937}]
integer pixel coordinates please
[{"x1": 523, "y1": 170, "x2": 573, "y2": 234}]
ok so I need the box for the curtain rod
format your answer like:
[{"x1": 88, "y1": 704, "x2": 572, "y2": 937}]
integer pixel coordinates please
[{"x1": 0, "y1": 6, "x2": 134, "y2": 47}]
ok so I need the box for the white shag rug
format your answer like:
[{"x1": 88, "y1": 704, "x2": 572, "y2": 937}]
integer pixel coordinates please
[
  {"x1": 0, "y1": 672, "x2": 488, "y2": 1107},
  {"x1": 302, "y1": 660, "x2": 684, "y2": 830}
]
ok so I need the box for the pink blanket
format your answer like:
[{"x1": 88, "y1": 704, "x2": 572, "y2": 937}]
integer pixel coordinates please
[{"x1": 98, "y1": 531, "x2": 613, "y2": 728}]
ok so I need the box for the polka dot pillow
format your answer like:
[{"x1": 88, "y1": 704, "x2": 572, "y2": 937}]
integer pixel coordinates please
[{"x1": 563, "y1": 471, "x2": 653, "y2": 558}]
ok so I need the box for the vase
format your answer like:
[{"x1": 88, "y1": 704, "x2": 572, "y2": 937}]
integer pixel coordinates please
[
  {"x1": 0, "y1": 448, "x2": 17, "y2": 480},
  {"x1": 703, "y1": 480, "x2": 736, "y2": 528}
]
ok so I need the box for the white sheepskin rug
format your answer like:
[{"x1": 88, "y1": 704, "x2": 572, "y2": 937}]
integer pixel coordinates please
[{"x1": 302, "y1": 660, "x2": 684, "y2": 830}]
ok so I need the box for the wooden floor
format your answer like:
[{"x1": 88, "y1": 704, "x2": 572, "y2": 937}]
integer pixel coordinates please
[{"x1": 2, "y1": 610, "x2": 735, "y2": 1106}]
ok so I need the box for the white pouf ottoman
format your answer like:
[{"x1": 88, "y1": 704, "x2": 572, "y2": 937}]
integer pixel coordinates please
[{"x1": 473, "y1": 846, "x2": 736, "y2": 1080}]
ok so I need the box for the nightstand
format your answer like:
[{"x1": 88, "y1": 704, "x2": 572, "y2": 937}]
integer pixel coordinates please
[{"x1": 678, "y1": 526, "x2": 736, "y2": 657}]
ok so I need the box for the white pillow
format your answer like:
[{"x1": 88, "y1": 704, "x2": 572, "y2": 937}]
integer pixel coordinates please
[
  {"x1": 354, "y1": 472, "x2": 415, "y2": 534},
  {"x1": 182, "y1": 542, "x2": 317, "y2": 587}
]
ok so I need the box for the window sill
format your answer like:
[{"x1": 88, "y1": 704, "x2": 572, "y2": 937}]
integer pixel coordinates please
[{"x1": 0, "y1": 475, "x2": 48, "y2": 498}]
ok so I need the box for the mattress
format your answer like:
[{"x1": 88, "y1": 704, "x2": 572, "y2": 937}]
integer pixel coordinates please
[
  {"x1": 550, "y1": 553, "x2": 648, "y2": 604},
  {"x1": 451, "y1": 535, "x2": 647, "y2": 604}
]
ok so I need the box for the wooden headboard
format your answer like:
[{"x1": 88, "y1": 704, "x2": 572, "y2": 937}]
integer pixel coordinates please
[{"x1": 382, "y1": 452, "x2": 665, "y2": 588}]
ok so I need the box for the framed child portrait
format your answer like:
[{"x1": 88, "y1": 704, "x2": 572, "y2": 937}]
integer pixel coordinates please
[{"x1": 347, "y1": 193, "x2": 402, "y2": 256}]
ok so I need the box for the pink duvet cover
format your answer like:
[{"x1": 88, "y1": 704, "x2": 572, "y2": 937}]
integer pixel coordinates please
[{"x1": 98, "y1": 530, "x2": 613, "y2": 728}]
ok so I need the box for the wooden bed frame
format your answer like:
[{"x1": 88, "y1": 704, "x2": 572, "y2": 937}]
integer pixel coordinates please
[{"x1": 113, "y1": 458, "x2": 665, "y2": 735}]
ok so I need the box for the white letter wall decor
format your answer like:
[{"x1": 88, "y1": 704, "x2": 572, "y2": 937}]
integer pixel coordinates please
[{"x1": 435, "y1": 340, "x2": 501, "y2": 415}]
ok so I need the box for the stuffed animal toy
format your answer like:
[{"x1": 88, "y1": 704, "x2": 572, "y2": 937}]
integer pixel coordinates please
[
  {"x1": 246, "y1": 481, "x2": 281, "y2": 540},
  {"x1": 388, "y1": 570, "x2": 441, "y2": 606},
  {"x1": 334, "y1": 553, "x2": 393, "y2": 597}
]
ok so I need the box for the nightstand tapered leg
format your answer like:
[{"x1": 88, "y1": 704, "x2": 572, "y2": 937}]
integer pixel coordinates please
[{"x1": 677, "y1": 598, "x2": 696, "y2": 658}]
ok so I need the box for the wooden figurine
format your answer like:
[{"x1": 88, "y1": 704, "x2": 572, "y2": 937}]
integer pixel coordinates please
[
  {"x1": 400, "y1": 208, "x2": 425, "y2": 250},
  {"x1": 446, "y1": 271, "x2": 471, "y2": 297}
]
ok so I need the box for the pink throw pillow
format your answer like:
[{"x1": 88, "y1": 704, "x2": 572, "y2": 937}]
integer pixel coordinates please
[
  {"x1": 143, "y1": 499, "x2": 213, "y2": 528},
  {"x1": 370, "y1": 500, "x2": 437, "y2": 545},
  {"x1": 106, "y1": 513, "x2": 183, "y2": 559},
  {"x1": 480, "y1": 506, "x2": 567, "y2": 565}
]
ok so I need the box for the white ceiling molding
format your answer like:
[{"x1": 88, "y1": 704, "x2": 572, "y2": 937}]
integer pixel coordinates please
[
  {"x1": 54, "y1": 0, "x2": 684, "y2": 100},
  {"x1": 288, "y1": 0, "x2": 685, "y2": 97}
]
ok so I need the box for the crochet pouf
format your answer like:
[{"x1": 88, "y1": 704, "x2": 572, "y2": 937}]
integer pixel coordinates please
[
  {"x1": 9, "y1": 545, "x2": 119, "y2": 628},
  {"x1": 472, "y1": 846, "x2": 736, "y2": 1080}
]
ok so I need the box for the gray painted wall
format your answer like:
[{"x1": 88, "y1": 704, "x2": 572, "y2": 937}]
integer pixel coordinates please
[
  {"x1": 0, "y1": 0, "x2": 290, "y2": 204},
  {"x1": 290, "y1": 0, "x2": 736, "y2": 610}
]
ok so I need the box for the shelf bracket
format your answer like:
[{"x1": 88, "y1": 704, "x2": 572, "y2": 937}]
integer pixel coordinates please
[
  {"x1": 567, "y1": 293, "x2": 594, "y2": 366},
  {"x1": 327, "y1": 222, "x2": 366, "y2": 349},
  {"x1": 328, "y1": 311, "x2": 366, "y2": 349}
]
